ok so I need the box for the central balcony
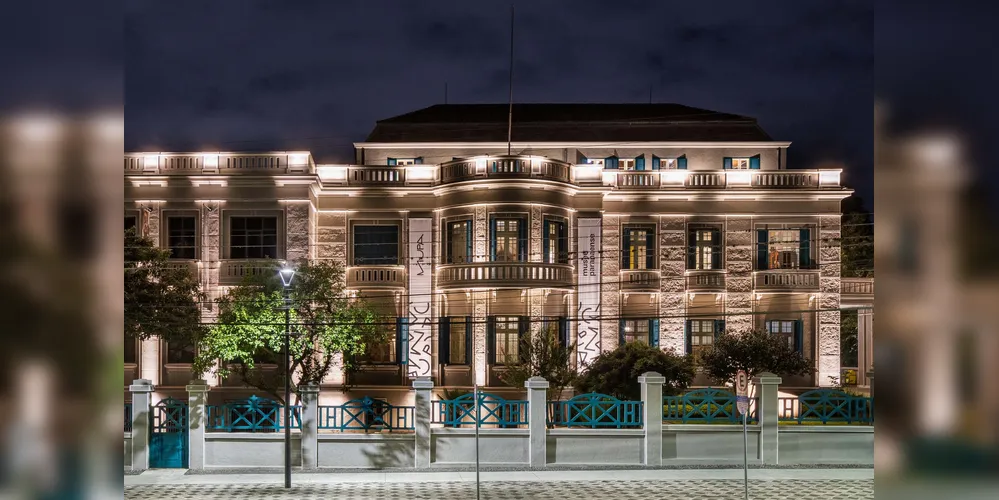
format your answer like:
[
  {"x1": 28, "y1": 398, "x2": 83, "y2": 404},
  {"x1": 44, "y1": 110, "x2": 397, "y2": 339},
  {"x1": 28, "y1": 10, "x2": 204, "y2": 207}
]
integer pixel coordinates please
[
  {"x1": 437, "y1": 262, "x2": 574, "y2": 289},
  {"x1": 754, "y1": 270, "x2": 820, "y2": 292},
  {"x1": 346, "y1": 266, "x2": 406, "y2": 289},
  {"x1": 439, "y1": 155, "x2": 572, "y2": 184}
]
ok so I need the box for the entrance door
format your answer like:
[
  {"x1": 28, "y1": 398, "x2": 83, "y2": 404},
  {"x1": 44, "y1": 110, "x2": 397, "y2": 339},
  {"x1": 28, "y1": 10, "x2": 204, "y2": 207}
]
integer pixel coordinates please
[{"x1": 149, "y1": 398, "x2": 188, "y2": 468}]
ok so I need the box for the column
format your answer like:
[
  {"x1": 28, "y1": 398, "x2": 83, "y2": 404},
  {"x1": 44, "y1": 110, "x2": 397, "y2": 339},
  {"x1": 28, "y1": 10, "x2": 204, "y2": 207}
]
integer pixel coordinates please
[
  {"x1": 473, "y1": 207, "x2": 489, "y2": 386},
  {"x1": 186, "y1": 380, "x2": 209, "y2": 471},
  {"x1": 300, "y1": 383, "x2": 319, "y2": 470},
  {"x1": 658, "y1": 216, "x2": 686, "y2": 354},
  {"x1": 413, "y1": 377, "x2": 434, "y2": 468},
  {"x1": 128, "y1": 379, "x2": 153, "y2": 471},
  {"x1": 818, "y1": 215, "x2": 843, "y2": 386},
  {"x1": 525, "y1": 376, "x2": 549, "y2": 468},
  {"x1": 754, "y1": 372, "x2": 782, "y2": 465},
  {"x1": 724, "y1": 217, "x2": 754, "y2": 332},
  {"x1": 638, "y1": 372, "x2": 665, "y2": 466}
]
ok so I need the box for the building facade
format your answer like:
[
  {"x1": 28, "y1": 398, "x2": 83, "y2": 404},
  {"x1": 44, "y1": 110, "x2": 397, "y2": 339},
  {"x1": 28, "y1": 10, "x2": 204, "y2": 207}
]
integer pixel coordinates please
[{"x1": 124, "y1": 104, "x2": 859, "y2": 403}]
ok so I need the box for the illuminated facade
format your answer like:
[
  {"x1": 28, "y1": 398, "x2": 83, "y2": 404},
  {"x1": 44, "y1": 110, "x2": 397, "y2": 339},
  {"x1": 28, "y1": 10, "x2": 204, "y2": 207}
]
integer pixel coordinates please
[{"x1": 124, "y1": 104, "x2": 858, "y2": 400}]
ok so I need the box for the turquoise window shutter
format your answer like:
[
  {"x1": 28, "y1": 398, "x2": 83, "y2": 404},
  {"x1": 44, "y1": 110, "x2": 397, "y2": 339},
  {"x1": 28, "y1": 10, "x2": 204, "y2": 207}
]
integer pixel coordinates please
[
  {"x1": 650, "y1": 319, "x2": 660, "y2": 347},
  {"x1": 464, "y1": 318, "x2": 473, "y2": 365},
  {"x1": 714, "y1": 319, "x2": 726, "y2": 339},
  {"x1": 635, "y1": 156, "x2": 645, "y2": 171},
  {"x1": 579, "y1": 155, "x2": 588, "y2": 164},
  {"x1": 487, "y1": 317, "x2": 496, "y2": 364},
  {"x1": 757, "y1": 229, "x2": 769, "y2": 270},
  {"x1": 489, "y1": 218, "x2": 497, "y2": 261},
  {"x1": 542, "y1": 219, "x2": 551, "y2": 263},
  {"x1": 722, "y1": 157, "x2": 732, "y2": 169},
  {"x1": 558, "y1": 317, "x2": 569, "y2": 348},
  {"x1": 518, "y1": 217, "x2": 527, "y2": 261},
  {"x1": 651, "y1": 155, "x2": 661, "y2": 170},
  {"x1": 793, "y1": 319, "x2": 804, "y2": 354},
  {"x1": 387, "y1": 158, "x2": 397, "y2": 166},
  {"x1": 518, "y1": 316, "x2": 530, "y2": 363},
  {"x1": 684, "y1": 320, "x2": 692, "y2": 354},
  {"x1": 605, "y1": 156, "x2": 619, "y2": 169},
  {"x1": 799, "y1": 228, "x2": 811, "y2": 269},
  {"x1": 414, "y1": 157, "x2": 424, "y2": 164},
  {"x1": 619, "y1": 319, "x2": 627, "y2": 344},
  {"x1": 677, "y1": 155, "x2": 687, "y2": 170},
  {"x1": 439, "y1": 317, "x2": 451, "y2": 364},
  {"x1": 465, "y1": 222, "x2": 473, "y2": 262},
  {"x1": 622, "y1": 229, "x2": 632, "y2": 269},
  {"x1": 397, "y1": 317, "x2": 409, "y2": 365},
  {"x1": 749, "y1": 155, "x2": 760, "y2": 169},
  {"x1": 711, "y1": 228, "x2": 722, "y2": 269},
  {"x1": 645, "y1": 227, "x2": 656, "y2": 269}
]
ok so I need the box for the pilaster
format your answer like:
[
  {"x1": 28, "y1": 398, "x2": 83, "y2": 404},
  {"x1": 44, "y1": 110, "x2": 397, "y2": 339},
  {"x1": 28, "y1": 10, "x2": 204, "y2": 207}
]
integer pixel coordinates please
[
  {"x1": 659, "y1": 216, "x2": 686, "y2": 353},
  {"x1": 725, "y1": 217, "x2": 754, "y2": 332}
]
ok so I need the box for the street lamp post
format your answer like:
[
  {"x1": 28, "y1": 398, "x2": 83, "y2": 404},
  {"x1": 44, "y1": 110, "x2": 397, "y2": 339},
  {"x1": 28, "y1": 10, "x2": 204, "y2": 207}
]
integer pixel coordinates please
[{"x1": 278, "y1": 265, "x2": 296, "y2": 489}]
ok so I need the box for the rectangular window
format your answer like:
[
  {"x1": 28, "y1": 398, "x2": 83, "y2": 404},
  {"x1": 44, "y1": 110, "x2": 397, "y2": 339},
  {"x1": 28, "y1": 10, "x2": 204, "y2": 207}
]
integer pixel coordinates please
[
  {"x1": 124, "y1": 336, "x2": 136, "y2": 364},
  {"x1": 622, "y1": 319, "x2": 650, "y2": 344},
  {"x1": 768, "y1": 230, "x2": 801, "y2": 270},
  {"x1": 766, "y1": 320, "x2": 796, "y2": 350},
  {"x1": 353, "y1": 225, "x2": 400, "y2": 265},
  {"x1": 446, "y1": 220, "x2": 472, "y2": 264},
  {"x1": 688, "y1": 320, "x2": 716, "y2": 355},
  {"x1": 623, "y1": 227, "x2": 655, "y2": 270},
  {"x1": 729, "y1": 158, "x2": 751, "y2": 169},
  {"x1": 449, "y1": 318, "x2": 468, "y2": 364},
  {"x1": 229, "y1": 216, "x2": 278, "y2": 259},
  {"x1": 364, "y1": 319, "x2": 397, "y2": 364},
  {"x1": 491, "y1": 218, "x2": 526, "y2": 262},
  {"x1": 166, "y1": 342, "x2": 196, "y2": 364},
  {"x1": 619, "y1": 159, "x2": 636, "y2": 170},
  {"x1": 388, "y1": 158, "x2": 420, "y2": 166},
  {"x1": 585, "y1": 158, "x2": 605, "y2": 167},
  {"x1": 691, "y1": 229, "x2": 720, "y2": 270},
  {"x1": 493, "y1": 316, "x2": 520, "y2": 365},
  {"x1": 166, "y1": 215, "x2": 197, "y2": 260},
  {"x1": 125, "y1": 216, "x2": 137, "y2": 232},
  {"x1": 543, "y1": 218, "x2": 568, "y2": 264}
]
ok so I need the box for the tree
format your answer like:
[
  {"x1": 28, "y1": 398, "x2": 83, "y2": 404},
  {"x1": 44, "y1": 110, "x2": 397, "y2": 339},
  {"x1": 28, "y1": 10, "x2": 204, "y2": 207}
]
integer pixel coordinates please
[
  {"x1": 499, "y1": 324, "x2": 577, "y2": 400},
  {"x1": 841, "y1": 195, "x2": 873, "y2": 278},
  {"x1": 194, "y1": 259, "x2": 384, "y2": 404},
  {"x1": 124, "y1": 228, "x2": 205, "y2": 347},
  {"x1": 699, "y1": 329, "x2": 811, "y2": 385},
  {"x1": 574, "y1": 342, "x2": 695, "y2": 401},
  {"x1": 840, "y1": 310, "x2": 859, "y2": 367}
]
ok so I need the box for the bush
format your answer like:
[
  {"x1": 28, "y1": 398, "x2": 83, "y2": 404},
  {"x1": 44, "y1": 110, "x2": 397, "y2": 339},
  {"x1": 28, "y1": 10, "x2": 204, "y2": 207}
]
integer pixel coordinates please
[{"x1": 574, "y1": 342, "x2": 695, "y2": 401}]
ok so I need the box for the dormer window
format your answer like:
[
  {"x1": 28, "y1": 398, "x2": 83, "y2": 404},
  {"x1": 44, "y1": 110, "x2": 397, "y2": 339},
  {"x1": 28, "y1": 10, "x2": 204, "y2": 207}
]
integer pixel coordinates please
[
  {"x1": 619, "y1": 159, "x2": 636, "y2": 170},
  {"x1": 585, "y1": 158, "x2": 605, "y2": 167},
  {"x1": 387, "y1": 157, "x2": 423, "y2": 166}
]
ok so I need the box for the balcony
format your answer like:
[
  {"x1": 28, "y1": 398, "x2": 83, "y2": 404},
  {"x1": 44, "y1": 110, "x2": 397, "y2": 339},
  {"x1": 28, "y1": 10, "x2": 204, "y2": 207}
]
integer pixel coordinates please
[
  {"x1": 437, "y1": 262, "x2": 573, "y2": 289},
  {"x1": 841, "y1": 277, "x2": 874, "y2": 307},
  {"x1": 598, "y1": 169, "x2": 842, "y2": 190},
  {"x1": 439, "y1": 156, "x2": 572, "y2": 185},
  {"x1": 754, "y1": 270, "x2": 820, "y2": 291},
  {"x1": 219, "y1": 260, "x2": 276, "y2": 285},
  {"x1": 125, "y1": 152, "x2": 313, "y2": 175},
  {"x1": 346, "y1": 266, "x2": 406, "y2": 289},
  {"x1": 686, "y1": 271, "x2": 726, "y2": 292},
  {"x1": 620, "y1": 270, "x2": 660, "y2": 292},
  {"x1": 614, "y1": 171, "x2": 660, "y2": 188}
]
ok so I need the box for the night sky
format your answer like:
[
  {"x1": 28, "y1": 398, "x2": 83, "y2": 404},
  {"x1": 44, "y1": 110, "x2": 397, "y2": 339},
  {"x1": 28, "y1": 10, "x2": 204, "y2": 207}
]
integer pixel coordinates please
[{"x1": 125, "y1": 0, "x2": 873, "y2": 203}]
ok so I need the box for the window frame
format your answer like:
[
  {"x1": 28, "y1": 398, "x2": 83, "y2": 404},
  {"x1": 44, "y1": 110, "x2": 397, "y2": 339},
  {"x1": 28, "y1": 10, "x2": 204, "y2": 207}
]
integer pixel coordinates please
[
  {"x1": 124, "y1": 212, "x2": 139, "y2": 233},
  {"x1": 224, "y1": 211, "x2": 283, "y2": 260},
  {"x1": 490, "y1": 214, "x2": 528, "y2": 263},
  {"x1": 163, "y1": 211, "x2": 199, "y2": 260},
  {"x1": 688, "y1": 319, "x2": 716, "y2": 353},
  {"x1": 619, "y1": 158, "x2": 636, "y2": 171},
  {"x1": 688, "y1": 225, "x2": 722, "y2": 271},
  {"x1": 164, "y1": 340, "x2": 196, "y2": 364},
  {"x1": 444, "y1": 218, "x2": 473, "y2": 264},
  {"x1": 766, "y1": 319, "x2": 801, "y2": 353},
  {"x1": 542, "y1": 216, "x2": 569, "y2": 264},
  {"x1": 350, "y1": 220, "x2": 402, "y2": 266},
  {"x1": 622, "y1": 224, "x2": 657, "y2": 270},
  {"x1": 492, "y1": 316, "x2": 522, "y2": 365},
  {"x1": 756, "y1": 224, "x2": 814, "y2": 271},
  {"x1": 729, "y1": 158, "x2": 751, "y2": 169}
]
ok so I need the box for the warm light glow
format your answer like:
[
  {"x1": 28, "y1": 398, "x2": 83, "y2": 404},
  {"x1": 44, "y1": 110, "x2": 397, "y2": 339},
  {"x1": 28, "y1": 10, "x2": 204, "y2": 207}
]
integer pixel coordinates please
[
  {"x1": 190, "y1": 178, "x2": 226, "y2": 187},
  {"x1": 130, "y1": 179, "x2": 168, "y2": 188},
  {"x1": 288, "y1": 153, "x2": 310, "y2": 166},
  {"x1": 601, "y1": 170, "x2": 616, "y2": 185},
  {"x1": 203, "y1": 154, "x2": 219, "y2": 169},
  {"x1": 316, "y1": 165, "x2": 348, "y2": 182},
  {"x1": 474, "y1": 158, "x2": 486, "y2": 173},
  {"x1": 726, "y1": 170, "x2": 752, "y2": 186},
  {"x1": 15, "y1": 114, "x2": 62, "y2": 143},
  {"x1": 143, "y1": 154, "x2": 160, "y2": 169},
  {"x1": 573, "y1": 164, "x2": 602, "y2": 182},
  {"x1": 819, "y1": 170, "x2": 840, "y2": 186},
  {"x1": 407, "y1": 165, "x2": 435, "y2": 181},
  {"x1": 661, "y1": 170, "x2": 688, "y2": 185}
]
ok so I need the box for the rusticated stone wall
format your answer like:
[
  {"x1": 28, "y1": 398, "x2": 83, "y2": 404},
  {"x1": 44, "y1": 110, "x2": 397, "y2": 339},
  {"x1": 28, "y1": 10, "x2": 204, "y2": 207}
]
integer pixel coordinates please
[
  {"x1": 725, "y1": 218, "x2": 754, "y2": 333},
  {"x1": 659, "y1": 215, "x2": 686, "y2": 354}
]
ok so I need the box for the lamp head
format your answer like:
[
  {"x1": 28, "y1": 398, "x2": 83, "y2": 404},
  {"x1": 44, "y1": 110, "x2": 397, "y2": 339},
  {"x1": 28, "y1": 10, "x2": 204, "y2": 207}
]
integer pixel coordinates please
[{"x1": 278, "y1": 266, "x2": 296, "y2": 287}]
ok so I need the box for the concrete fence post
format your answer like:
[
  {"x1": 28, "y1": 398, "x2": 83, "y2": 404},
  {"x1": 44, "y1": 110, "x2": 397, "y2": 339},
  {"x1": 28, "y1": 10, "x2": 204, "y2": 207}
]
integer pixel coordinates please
[
  {"x1": 412, "y1": 376, "x2": 434, "y2": 468},
  {"x1": 300, "y1": 384, "x2": 320, "y2": 470},
  {"x1": 638, "y1": 372, "x2": 665, "y2": 466},
  {"x1": 128, "y1": 379, "x2": 153, "y2": 471},
  {"x1": 754, "y1": 372, "x2": 782, "y2": 465},
  {"x1": 525, "y1": 376, "x2": 550, "y2": 468},
  {"x1": 185, "y1": 380, "x2": 209, "y2": 471}
]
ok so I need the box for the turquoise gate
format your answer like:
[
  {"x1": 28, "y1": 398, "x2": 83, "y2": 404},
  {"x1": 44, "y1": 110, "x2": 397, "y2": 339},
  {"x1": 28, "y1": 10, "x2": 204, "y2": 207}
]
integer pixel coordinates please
[{"x1": 149, "y1": 398, "x2": 188, "y2": 468}]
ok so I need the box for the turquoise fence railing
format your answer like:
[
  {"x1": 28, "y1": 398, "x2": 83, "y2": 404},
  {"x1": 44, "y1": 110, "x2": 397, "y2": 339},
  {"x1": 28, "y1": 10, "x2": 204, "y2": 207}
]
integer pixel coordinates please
[
  {"x1": 318, "y1": 397, "x2": 415, "y2": 432},
  {"x1": 124, "y1": 403, "x2": 132, "y2": 433},
  {"x1": 663, "y1": 389, "x2": 758, "y2": 424},
  {"x1": 432, "y1": 392, "x2": 529, "y2": 428},
  {"x1": 778, "y1": 389, "x2": 874, "y2": 424},
  {"x1": 547, "y1": 393, "x2": 643, "y2": 429},
  {"x1": 206, "y1": 395, "x2": 302, "y2": 432}
]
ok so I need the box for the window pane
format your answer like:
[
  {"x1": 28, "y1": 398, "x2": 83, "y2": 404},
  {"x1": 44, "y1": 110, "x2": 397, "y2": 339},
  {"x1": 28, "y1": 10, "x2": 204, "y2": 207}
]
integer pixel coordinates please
[
  {"x1": 494, "y1": 317, "x2": 520, "y2": 364},
  {"x1": 353, "y1": 225, "x2": 399, "y2": 265},
  {"x1": 229, "y1": 216, "x2": 278, "y2": 260},
  {"x1": 166, "y1": 342, "x2": 196, "y2": 364},
  {"x1": 449, "y1": 222, "x2": 469, "y2": 263},
  {"x1": 167, "y1": 216, "x2": 197, "y2": 260},
  {"x1": 629, "y1": 229, "x2": 649, "y2": 270},
  {"x1": 494, "y1": 218, "x2": 522, "y2": 262},
  {"x1": 450, "y1": 319, "x2": 467, "y2": 364},
  {"x1": 124, "y1": 336, "x2": 136, "y2": 364}
]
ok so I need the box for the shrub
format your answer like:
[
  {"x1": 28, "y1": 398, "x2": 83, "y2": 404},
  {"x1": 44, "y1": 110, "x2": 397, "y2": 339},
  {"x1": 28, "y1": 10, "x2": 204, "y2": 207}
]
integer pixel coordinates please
[{"x1": 574, "y1": 342, "x2": 695, "y2": 401}]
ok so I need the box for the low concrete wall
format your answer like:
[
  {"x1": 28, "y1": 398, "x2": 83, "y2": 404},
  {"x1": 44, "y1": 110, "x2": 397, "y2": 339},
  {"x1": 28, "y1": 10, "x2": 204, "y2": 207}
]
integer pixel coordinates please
[
  {"x1": 317, "y1": 433, "x2": 415, "y2": 468},
  {"x1": 662, "y1": 425, "x2": 761, "y2": 463},
  {"x1": 205, "y1": 433, "x2": 302, "y2": 468},
  {"x1": 547, "y1": 429, "x2": 644, "y2": 465},
  {"x1": 778, "y1": 426, "x2": 874, "y2": 464},
  {"x1": 124, "y1": 433, "x2": 131, "y2": 468},
  {"x1": 431, "y1": 428, "x2": 529, "y2": 465}
]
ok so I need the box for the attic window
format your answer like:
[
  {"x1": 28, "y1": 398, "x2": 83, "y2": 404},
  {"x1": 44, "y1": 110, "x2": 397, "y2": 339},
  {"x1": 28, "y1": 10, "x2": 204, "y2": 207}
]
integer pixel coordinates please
[
  {"x1": 585, "y1": 158, "x2": 605, "y2": 166},
  {"x1": 387, "y1": 157, "x2": 423, "y2": 166}
]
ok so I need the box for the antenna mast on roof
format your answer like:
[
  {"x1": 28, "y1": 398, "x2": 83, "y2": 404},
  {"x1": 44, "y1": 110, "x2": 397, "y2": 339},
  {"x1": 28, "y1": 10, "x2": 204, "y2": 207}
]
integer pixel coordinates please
[{"x1": 506, "y1": 5, "x2": 514, "y2": 155}]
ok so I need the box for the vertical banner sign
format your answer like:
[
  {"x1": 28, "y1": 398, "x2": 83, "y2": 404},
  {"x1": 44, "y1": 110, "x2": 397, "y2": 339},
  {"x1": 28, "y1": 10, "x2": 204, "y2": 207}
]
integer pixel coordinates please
[
  {"x1": 576, "y1": 218, "x2": 602, "y2": 368},
  {"x1": 407, "y1": 218, "x2": 433, "y2": 377}
]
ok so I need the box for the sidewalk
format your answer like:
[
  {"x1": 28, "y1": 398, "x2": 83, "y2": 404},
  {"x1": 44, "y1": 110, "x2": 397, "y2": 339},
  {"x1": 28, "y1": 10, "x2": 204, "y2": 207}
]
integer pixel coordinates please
[{"x1": 126, "y1": 467, "x2": 873, "y2": 486}]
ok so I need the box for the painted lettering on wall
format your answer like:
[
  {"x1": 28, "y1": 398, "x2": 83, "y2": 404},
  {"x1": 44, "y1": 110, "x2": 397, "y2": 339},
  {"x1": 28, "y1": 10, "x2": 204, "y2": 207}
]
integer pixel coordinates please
[{"x1": 407, "y1": 218, "x2": 433, "y2": 377}]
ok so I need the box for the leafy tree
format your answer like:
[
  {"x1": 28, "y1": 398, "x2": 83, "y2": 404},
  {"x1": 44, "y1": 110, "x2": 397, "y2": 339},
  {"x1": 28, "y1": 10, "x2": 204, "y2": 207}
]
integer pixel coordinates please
[
  {"x1": 194, "y1": 259, "x2": 384, "y2": 404},
  {"x1": 840, "y1": 309, "x2": 859, "y2": 367},
  {"x1": 124, "y1": 228, "x2": 205, "y2": 347},
  {"x1": 700, "y1": 329, "x2": 812, "y2": 385},
  {"x1": 574, "y1": 342, "x2": 695, "y2": 401},
  {"x1": 499, "y1": 324, "x2": 577, "y2": 400},
  {"x1": 841, "y1": 195, "x2": 873, "y2": 278}
]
